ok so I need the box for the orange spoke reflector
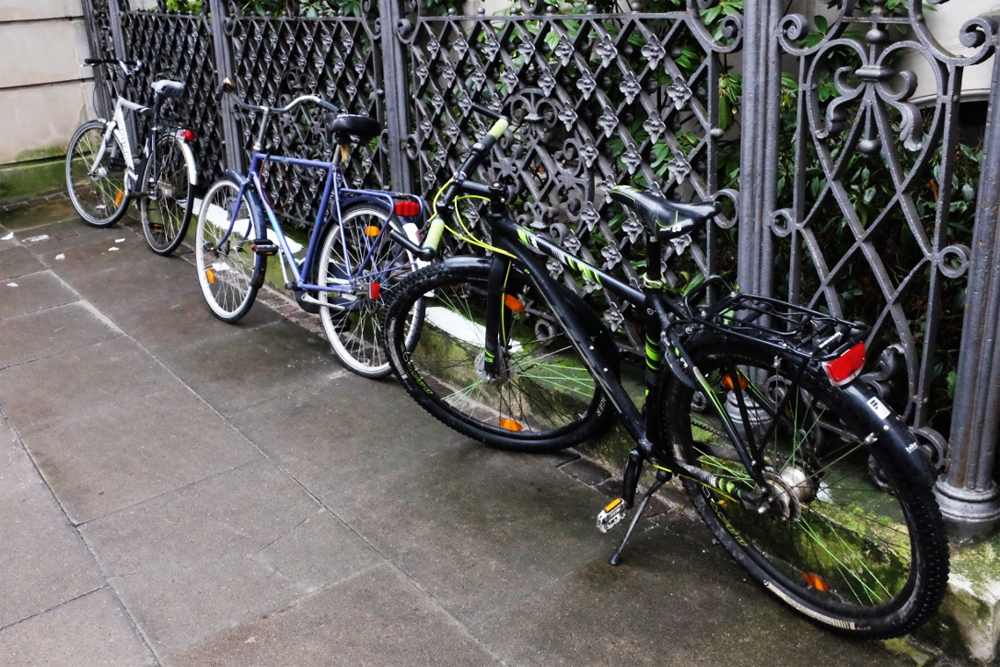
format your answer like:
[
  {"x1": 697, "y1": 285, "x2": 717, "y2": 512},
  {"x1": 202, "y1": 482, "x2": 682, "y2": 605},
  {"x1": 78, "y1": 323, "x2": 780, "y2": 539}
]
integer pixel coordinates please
[
  {"x1": 205, "y1": 269, "x2": 216, "y2": 285},
  {"x1": 504, "y1": 295, "x2": 526, "y2": 313},
  {"x1": 364, "y1": 225, "x2": 381, "y2": 237},
  {"x1": 802, "y1": 572, "x2": 830, "y2": 592},
  {"x1": 499, "y1": 418, "x2": 524, "y2": 432},
  {"x1": 721, "y1": 374, "x2": 748, "y2": 390},
  {"x1": 114, "y1": 190, "x2": 124, "y2": 206}
]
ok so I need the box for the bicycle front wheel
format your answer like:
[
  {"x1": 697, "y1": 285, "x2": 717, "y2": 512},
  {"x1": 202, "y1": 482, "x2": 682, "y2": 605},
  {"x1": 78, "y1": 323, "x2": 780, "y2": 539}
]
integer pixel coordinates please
[
  {"x1": 140, "y1": 134, "x2": 195, "y2": 255},
  {"x1": 663, "y1": 335, "x2": 948, "y2": 638},
  {"x1": 65, "y1": 120, "x2": 130, "y2": 227},
  {"x1": 383, "y1": 260, "x2": 612, "y2": 452},
  {"x1": 317, "y1": 202, "x2": 417, "y2": 378},
  {"x1": 195, "y1": 178, "x2": 264, "y2": 322}
]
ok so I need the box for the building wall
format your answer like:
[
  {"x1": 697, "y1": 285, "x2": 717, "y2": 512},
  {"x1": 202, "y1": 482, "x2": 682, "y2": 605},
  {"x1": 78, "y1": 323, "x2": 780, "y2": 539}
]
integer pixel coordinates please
[{"x1": 0, "y1": 1, "x2": 96, "y2": 166}]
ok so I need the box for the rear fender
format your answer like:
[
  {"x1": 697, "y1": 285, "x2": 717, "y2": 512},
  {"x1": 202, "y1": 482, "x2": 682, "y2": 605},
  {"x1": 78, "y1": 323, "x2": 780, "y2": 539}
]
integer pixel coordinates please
[{"x1": 841, "y1": 383, "x2": 937, "y2": 488}]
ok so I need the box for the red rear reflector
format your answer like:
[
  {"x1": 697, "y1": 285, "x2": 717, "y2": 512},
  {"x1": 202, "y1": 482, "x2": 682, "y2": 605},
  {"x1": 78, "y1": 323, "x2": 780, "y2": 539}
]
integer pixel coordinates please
[
  {"x1": 178, "y1": 129, "x2": 196, "y2": 142},
  {"x1": 394, "y1": 200, "x2": 420, "y2": 217},
  {"x1": 823, "y1": 341, "x2": 866, "y2": 386},
  {"x1": 369, "y1": 282, "x2": 381, "y2": 300}
]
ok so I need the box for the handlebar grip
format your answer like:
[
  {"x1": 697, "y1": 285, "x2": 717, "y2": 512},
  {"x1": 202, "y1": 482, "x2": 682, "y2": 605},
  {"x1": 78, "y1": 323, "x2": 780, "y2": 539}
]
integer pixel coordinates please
[
  {"x1": 83, "y1": 58, "x2": 103, "y2": 65},
  {"x1": 216, "y1": 77, "x2": 236, "y2": 100}
]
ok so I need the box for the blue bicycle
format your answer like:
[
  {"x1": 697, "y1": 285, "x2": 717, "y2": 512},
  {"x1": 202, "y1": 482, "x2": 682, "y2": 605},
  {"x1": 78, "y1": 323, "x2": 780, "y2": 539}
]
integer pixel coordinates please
[{"x1": 195, "y1": 79, "x2": 427, "y2": 378}]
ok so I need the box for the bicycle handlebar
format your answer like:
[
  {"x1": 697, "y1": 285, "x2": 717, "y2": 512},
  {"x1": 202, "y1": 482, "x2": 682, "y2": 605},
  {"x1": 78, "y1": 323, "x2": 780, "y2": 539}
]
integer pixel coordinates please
[
  {"x1": 420, "y1": 104, "x2": 510, "y2": 258},
  {"x1": 219, "y1": 77, "x2": 339, "y2": 115},
  {"x1": 83, "y1": 58, "x2": 142, "y2": 76}
]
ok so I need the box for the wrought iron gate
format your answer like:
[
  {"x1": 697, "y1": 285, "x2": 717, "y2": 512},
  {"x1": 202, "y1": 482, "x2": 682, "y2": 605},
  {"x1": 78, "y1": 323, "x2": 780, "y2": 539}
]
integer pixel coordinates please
[{"x1": 81, "y1": 0, "x2": 1000, "y2": 538}]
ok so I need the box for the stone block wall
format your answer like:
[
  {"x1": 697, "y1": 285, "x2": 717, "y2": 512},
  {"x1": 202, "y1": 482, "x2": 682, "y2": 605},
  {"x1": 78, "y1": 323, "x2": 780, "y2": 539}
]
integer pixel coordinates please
[{"x1": 0, "y1": 0, "x2": 95, "y2": 202}]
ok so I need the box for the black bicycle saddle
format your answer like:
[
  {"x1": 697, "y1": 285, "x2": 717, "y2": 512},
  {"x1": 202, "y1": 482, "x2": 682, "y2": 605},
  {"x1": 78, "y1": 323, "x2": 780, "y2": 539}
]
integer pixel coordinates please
[
  {"x1": 328, "y1": 114, "x2": 382, "y2": 141},
  {"x1": 610, "y1": 185, "x2": 719, "y2": 240}
]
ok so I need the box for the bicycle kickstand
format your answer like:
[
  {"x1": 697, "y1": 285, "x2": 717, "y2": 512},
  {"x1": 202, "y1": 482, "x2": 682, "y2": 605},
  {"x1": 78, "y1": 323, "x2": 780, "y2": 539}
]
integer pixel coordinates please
[{"x1": 607, "y1": 469, "x2": 670, "y2": 567}]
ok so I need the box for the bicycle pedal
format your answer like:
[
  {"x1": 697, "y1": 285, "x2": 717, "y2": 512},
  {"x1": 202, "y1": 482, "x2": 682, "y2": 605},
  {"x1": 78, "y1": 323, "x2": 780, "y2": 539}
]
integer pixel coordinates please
[
  {"x1": 251, "y1": 239, "x2": 278, "y2": 256},
  {"x1": 597, "y1": 498, "x2": 627, "y2": 533}
]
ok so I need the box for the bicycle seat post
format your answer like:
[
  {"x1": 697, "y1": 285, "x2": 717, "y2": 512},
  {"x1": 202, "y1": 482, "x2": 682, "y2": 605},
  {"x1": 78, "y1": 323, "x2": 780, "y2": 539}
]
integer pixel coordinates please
[{"x1": 253, "y1": 110, "x2": 270, "y2": 152}]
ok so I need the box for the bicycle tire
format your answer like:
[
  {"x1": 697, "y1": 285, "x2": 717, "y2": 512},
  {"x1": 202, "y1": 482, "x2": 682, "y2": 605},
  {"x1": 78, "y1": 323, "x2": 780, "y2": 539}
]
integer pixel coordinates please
[
  {"x1": 195, "y1": 178, "x2": 264, "y2": 322},
  {"x1": 65, "y1": 120, "x2": 131, "y2": 227},
  {"x1": 662, "y1": 334, "x2": 949, "y2": 638},
  {"x1": 317, "y1": 202, "x2": 419, "y2": 378},
  {"x1": 383, "y1": 259, "x2": 614, "y2": 452},
  {"x1": 140, "y1": 134, "x2": 196, "y2": 256}
]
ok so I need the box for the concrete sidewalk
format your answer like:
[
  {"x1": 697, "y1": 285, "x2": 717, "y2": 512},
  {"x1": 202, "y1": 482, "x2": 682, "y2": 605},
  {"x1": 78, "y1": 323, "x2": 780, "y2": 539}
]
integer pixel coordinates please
[{"x1": 0, "y1": 198, "x2": 914, "y2": 666}]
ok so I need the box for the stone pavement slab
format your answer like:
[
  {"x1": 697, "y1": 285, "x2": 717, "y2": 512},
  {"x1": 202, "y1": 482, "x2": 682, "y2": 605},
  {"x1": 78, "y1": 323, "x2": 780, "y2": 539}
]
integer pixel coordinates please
[
  {"x1": 0, "y1": 270, "x2": 77, "y2": 319},
  {"x1": 229, "y1": 377, "x2": 470, "y2": 500},
  {"x1": 0, "y1": 587, "x2": 156, "y2": 667},
  {"x1": 0, "y1": 244, "x2": 44, "y2": 280},
  {"x1": 20, "y1": 385, "x2": 262, "y2": 524},
  {"x1": 165, "y1": 565, "x2": 503, "y2": 667},
  {"x1": 0, "y1": 300, "x2": 122, "y2": 367},
  {"x1": 472, "y1": 526, "x2": 901, "y2": 667},
  {"x1": 159, "y1": 319, "x2": 338, "y2": 417},
  {"x1": 0, "y1": 336, "x2": 180, "y2": 436},
  {"x1": 0, "y1": 413, "x2": 104, "y2": 629},
  {"x1": 79, "y1": 458, "x2": 373, "y2": 657},
  {"x1": 330, "y1": 444, "x2": 625, "y2": 625}
]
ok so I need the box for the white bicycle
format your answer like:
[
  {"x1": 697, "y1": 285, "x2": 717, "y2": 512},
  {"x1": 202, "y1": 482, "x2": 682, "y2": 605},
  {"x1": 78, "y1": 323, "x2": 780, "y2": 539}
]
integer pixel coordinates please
[{"x1": 66, "y1": 58, "x2": 199, "y2": 255}]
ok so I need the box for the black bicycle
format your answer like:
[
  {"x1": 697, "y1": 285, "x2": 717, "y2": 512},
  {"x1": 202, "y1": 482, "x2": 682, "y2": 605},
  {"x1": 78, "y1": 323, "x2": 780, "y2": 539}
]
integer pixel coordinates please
[{"x1": 381, "y1": 105, "x2": 949, "y2": 638}]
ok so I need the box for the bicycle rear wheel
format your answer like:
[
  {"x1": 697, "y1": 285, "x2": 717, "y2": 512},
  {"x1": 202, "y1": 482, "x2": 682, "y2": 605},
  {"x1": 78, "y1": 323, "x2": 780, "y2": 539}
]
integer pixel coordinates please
[
  {"x1": 317, "y1": 202, "x2": 417, "y2": 378},
  {"x1": 383, "y1": 259, "x2": 613, "y2": 452},
  {"x1": 663, "y1": 334, "x2": 948, "y2": 638},
  {"x1": 65, "y1": 120, "x2": 131, "y2": 227},
  {"x1": 140, "y1": 134, "x2": 195, "y2": 256},
  {"x1": 195, "y1": 178, "x2": 264, "y2": 322}
]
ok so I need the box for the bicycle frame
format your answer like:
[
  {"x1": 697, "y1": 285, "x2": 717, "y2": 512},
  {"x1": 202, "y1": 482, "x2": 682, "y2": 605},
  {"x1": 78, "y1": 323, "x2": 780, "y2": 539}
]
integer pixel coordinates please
[
  {"x1": 219, "y1": 150, "x2": 410, "y2": 298},
  {"x1": 91, "y1": 93, "x2": 195, "y2": 199},
  {"x1": 89, "y1": 97, "x2": 149, "y2": 196},
  {"x1": 473, "y1": 205, "x2": 784, "y2": 509}
]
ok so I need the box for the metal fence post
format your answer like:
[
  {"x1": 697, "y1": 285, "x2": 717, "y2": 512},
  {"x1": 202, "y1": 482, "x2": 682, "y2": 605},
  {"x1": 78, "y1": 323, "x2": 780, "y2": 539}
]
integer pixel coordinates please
[
  {"x1": 206, "y1": 0, "x2": 244, "y2": 174},
  {"x1": 80, "y1": 0, "x2": 111, "y2": 118},
  {"x1": 376, "y1": 0, "x2": 413, "y2": 193},
  {"x1": 935, "y1": 40, "x2": 1000, "y2": 541},
  {"x1": 106, "y1": 0, "x2": 128, "y2": 61},
  {"x1": 736, "y1": 0, "x2": 782, "y2": 298}
]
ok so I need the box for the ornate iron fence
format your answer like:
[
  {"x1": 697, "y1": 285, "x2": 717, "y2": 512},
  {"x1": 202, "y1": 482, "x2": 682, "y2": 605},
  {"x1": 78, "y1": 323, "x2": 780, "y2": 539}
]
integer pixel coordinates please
[{"x1": 81, "y1": 0, "x2": 1000, "y2": 538}]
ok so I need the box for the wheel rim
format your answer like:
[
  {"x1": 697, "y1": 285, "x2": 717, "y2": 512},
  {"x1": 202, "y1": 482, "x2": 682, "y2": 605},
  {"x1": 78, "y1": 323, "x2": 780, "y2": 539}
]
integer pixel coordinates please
[
  {"x1": 68, "y1": 125, "x2": 127, "y2": 223},
  {"x1": 144, "y1": 140, "x2": 190, "y2": 251},
  {"x1": 197, "y1": 182, "x2": 256, "y2": 317},
  {"x1": 400, "y1": 274, "x2": 599, "y2": 438},
  {"x1": 677, "y1": 349, "x2": 921, "y2": 620},
  {"x1": 319, "y1": 207, "x2": 413, "y2": 375}
]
